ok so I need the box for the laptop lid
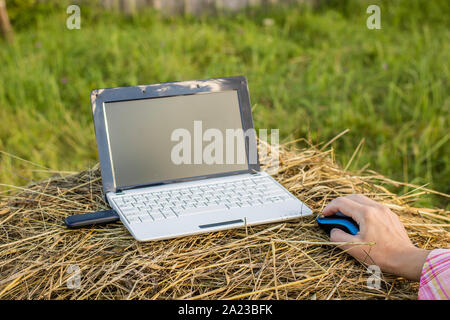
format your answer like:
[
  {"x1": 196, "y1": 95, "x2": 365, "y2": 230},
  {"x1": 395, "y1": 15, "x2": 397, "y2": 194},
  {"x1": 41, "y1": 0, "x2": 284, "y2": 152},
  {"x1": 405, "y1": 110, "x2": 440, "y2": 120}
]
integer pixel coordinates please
[{"x1": 91, "y1": 76, "x2": 260, "y2": 194}]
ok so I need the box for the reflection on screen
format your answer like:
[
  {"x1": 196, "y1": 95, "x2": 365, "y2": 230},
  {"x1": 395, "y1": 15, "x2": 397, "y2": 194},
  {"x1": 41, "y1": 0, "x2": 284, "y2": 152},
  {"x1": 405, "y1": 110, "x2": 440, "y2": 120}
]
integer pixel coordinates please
[{"x1": 104, "y1": 90, "x2": 249, "y2": 188}]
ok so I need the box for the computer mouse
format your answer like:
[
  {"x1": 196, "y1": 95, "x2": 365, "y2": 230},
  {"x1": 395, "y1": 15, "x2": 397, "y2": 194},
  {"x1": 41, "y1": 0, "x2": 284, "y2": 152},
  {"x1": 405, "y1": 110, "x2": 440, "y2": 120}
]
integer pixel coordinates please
[{"x1": 316, "y1": 211, "x2": 359, "y2": 236}]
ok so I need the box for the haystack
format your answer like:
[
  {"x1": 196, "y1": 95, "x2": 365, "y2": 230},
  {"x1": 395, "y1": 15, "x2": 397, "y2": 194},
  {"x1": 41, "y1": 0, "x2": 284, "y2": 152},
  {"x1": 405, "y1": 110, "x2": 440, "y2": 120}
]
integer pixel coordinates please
[{"x1": 0, "y1": 140, "x2": 448, "y2": 299}]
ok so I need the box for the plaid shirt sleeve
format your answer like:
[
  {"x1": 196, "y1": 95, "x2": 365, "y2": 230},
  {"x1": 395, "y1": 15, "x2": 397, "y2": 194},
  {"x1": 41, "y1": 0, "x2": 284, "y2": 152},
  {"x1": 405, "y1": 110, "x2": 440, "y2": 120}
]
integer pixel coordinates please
[{"x1": 418, "y1": 249, "x2": 450, "y2": 300}]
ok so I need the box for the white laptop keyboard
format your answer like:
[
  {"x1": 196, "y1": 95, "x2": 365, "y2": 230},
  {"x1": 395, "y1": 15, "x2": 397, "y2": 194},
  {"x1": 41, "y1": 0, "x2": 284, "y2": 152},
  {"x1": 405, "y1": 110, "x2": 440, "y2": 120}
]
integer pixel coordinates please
[{"x1": 112, "y1": 175, "x2": 293, "y2": 225}]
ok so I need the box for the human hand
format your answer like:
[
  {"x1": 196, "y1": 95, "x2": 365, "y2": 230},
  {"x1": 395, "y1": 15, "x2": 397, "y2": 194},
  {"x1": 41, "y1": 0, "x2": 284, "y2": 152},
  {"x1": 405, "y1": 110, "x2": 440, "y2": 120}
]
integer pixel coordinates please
[{"x1": 322, "y1": 194, "x2": 430, "y2": 281}]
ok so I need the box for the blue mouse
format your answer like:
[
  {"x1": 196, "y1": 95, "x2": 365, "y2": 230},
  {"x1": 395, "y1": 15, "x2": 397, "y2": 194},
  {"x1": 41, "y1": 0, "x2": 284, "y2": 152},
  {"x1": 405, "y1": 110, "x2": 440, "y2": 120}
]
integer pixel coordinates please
[{"x1": 316, "y1": 211, "x2": 359, "y2": 236}]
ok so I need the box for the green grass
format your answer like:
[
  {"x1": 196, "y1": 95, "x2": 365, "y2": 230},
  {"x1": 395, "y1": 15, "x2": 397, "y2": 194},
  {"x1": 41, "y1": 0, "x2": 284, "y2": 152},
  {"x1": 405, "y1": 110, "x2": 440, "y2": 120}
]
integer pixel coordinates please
[{"x1": 0, "y1": 0, "x2": 449, "y2": 208}]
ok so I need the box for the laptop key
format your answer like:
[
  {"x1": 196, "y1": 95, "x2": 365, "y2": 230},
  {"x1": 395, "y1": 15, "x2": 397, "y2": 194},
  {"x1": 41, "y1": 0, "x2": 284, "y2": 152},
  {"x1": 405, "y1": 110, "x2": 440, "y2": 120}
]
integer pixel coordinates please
[
  {"x1": 127, "y1": 216, "x2": 140, "y2": 224},
  {"x1": 240, "y1": 201, "x2": 252, "y2": 208},
  {"x1": 151, "y1": 213, "x2": 166, "y2": 221},
  {"x1": 161, "y1": 209, "x2": 177, "y2": 218},
  {"x1": 123, "y1": 210, "x2": 139, "y2": 216},
  {"x1": 126, "y1": 211, "x2": 140, "y2": 216},
  {"x1": 139, "y1": 215, "x2": 153, "y2": 222}
]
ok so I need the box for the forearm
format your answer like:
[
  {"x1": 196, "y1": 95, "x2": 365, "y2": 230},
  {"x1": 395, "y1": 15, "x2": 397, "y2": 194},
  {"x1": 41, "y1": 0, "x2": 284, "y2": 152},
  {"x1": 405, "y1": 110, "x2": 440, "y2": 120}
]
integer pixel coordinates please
[{"x1": 389, "y1": 247, "x2": 430, "y2": 281}]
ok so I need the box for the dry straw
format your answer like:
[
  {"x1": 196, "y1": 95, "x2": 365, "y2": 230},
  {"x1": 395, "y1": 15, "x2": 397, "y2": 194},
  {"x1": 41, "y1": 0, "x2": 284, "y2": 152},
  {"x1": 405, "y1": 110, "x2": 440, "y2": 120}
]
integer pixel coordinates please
[{"x1": 0, "y1": 138, "x2": 448, "y2": 299}]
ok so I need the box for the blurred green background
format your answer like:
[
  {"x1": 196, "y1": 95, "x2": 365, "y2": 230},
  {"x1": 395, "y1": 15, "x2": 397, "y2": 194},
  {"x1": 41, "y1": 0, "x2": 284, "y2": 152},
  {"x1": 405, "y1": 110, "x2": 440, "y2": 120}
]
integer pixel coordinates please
[{"x1": 0, "y1": 0, "x2": 448, "y2": 208}]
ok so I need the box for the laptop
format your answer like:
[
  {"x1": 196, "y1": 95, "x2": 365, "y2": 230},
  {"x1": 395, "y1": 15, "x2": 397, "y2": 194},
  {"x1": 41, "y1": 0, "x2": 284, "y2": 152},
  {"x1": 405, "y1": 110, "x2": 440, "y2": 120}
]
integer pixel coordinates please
[{"x1": 90, "y1": 76, "x2": 312, "y2": 241}]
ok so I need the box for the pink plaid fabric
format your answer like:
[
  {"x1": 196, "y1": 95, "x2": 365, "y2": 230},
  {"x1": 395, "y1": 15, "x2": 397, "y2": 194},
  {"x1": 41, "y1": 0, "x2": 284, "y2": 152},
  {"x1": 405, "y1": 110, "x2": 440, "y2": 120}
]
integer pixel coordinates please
[{"x1": 418, "y1": 249, "x2": 450, "y2": 300}]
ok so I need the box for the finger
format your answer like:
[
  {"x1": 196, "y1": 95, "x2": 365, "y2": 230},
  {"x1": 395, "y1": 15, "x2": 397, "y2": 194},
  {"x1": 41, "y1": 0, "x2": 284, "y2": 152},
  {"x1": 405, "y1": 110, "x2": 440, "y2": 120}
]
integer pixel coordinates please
[
  {"x1": 322, "y1": 197, "x2": 366, "y2": 224},
  {"x1": 330, "y1": 228, "x2": 365, "y2": 259},
  {"x1": 345, "y1": 194, "x2": 380, "y2": 208},
  {"x1": 330, "y1": 228, "x2": 359, "y2": 243}
]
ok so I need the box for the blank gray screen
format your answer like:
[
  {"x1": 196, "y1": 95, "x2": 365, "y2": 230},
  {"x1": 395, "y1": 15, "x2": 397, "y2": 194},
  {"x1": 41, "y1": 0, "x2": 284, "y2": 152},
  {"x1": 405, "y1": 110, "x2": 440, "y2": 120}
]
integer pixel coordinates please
[{"x1": 104, "y1": 90, "x2": 249, "y2": 188}]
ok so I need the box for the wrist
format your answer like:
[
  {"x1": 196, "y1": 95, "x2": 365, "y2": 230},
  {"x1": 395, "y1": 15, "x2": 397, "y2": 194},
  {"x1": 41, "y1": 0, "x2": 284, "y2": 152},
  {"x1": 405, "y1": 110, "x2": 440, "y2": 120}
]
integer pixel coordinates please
[{"x1": 389, "y1": 246, "x2": 430, "y2": 281}]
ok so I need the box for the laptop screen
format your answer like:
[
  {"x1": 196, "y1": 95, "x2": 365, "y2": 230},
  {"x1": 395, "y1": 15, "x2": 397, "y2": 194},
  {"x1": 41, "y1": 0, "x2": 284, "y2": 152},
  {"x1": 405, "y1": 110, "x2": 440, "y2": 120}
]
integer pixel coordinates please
[{"x1": 103, "y1": 90, "x2": 250, "y2": 188}]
